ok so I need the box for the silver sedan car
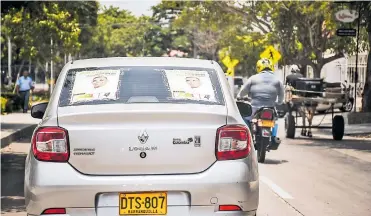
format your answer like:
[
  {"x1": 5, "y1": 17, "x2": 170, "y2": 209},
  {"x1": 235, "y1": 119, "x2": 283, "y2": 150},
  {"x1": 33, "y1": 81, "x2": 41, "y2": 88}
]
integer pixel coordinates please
[{"x1": 25, "y1": 57, "x2": 259, "y2": 216}]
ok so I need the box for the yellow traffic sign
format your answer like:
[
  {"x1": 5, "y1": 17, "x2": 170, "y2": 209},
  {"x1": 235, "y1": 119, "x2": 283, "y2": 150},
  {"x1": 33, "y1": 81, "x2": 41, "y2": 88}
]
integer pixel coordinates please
[
  {"x1": 222, "y1": 56, "x2": 239, "y2": 77},
  {"x1": 226, "y1": 68, "x2": 235, "y2": 76},
  {"x1": 260, "y1": 46, "x2": 281, "y2": 64}
]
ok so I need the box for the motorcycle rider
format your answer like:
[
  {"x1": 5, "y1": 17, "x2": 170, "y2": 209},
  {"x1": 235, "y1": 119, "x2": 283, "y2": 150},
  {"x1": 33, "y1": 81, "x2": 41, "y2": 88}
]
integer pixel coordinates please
[
  {"x1": 237, "y1": 58, "x2": 284, "y2": 146},
  {"x1": 285, "y1": 65, "x2": 303, "y2": 87}
]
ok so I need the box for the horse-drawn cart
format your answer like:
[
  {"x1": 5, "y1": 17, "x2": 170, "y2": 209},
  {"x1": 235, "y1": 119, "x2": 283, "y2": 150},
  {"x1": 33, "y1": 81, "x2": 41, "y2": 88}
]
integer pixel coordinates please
[{"x1": 284, "y1": 78, "x2": 347, "y2": 141}]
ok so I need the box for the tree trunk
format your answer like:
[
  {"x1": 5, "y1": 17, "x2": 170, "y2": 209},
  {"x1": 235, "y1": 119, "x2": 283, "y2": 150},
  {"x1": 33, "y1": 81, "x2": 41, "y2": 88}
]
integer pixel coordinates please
[
  {"x1": 361, "y1": 50, "x2": 371, "y2": 112},
  {"x1": 299, "y1": 65, "x2": 307, "y2": 77},
  {"x1": 312, "y1": 66, "x2": 321, "y2": 78},
  {"x1": 12, "y1": 60, "x2": 25, "y2": 93},
  {"x1": 16, "y1": 59, "x2": 25, "y2": 76},
  {"x1": 192, "y1": 42, "x2": 198, "y2": 58},
  {"x1": 28, "y1": 57, "x2": 32, "y2": 72}
]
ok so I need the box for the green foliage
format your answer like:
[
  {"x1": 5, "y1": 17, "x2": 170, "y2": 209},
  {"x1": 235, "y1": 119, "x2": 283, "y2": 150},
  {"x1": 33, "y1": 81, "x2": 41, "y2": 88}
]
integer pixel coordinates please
[
  {"x1": 80, "y1": 6, "x2": 154, "y2": 58},
  {"x1": 216, "y1": 1, "x2": 368, "y2": 77},
  {"x1": 1, "y1": 1, "x2": 98, "y2": 77},
  {"x1": 2, "y1": 0, "x2": 369, "y2": 82}
]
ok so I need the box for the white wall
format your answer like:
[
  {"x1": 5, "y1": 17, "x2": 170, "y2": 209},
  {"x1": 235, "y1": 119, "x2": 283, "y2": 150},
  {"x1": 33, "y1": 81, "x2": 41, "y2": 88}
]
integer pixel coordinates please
[{"x1": 320, "y1": 57, "x2": 347, "y2": 83}]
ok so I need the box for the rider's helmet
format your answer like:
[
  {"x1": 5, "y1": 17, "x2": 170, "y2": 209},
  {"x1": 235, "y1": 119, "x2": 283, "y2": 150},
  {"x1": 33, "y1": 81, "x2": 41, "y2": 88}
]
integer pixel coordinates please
[
  {"x1": 256, "y1": 58, "x2": 274, "y2": 73},
  {"x1": 290, "y1": 65, "x2": 300, "y2": 73}
]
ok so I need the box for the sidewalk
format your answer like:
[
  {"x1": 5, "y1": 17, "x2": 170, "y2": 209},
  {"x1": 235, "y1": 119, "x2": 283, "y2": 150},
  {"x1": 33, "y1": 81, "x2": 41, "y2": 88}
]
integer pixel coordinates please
[{"x1": 1, "y1": 112, "x2": 40, "y2": 148}]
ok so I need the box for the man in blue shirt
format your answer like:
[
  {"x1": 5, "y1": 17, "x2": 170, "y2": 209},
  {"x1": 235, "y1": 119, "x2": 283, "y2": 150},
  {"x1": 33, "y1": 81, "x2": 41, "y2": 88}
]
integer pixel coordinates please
[{"x1": 16, "y1": 70, "x2": 34, "y2": 113}]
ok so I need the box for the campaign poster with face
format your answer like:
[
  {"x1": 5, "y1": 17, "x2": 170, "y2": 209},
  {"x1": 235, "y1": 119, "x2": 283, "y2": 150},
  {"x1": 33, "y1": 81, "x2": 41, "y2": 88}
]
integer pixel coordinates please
[
  {"x1": 164, "y1": 70, "x2": 216, "y2": 102},
  {"x1": 70, "y1": 70, "x2": 121, "y2": 104}
]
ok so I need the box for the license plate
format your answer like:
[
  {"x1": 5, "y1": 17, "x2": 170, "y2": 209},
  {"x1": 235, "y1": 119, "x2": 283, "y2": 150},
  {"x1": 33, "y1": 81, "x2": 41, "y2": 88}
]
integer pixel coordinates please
[
  {"x1": 261, "y1": 120, "x2": 275, "y2": 127},
  {"x1": 262, "y1": 128, "x2": 271, "y2": 137},
  {"x1": 119, "y1": 192, "x2": 167, "y2": 215}
]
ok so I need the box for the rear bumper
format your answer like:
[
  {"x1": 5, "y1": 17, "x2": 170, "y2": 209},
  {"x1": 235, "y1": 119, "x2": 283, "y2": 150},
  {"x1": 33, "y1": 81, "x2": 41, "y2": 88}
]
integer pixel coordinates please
[
  {"x1": 25, "y1": 154, "x2": 259, "y2": 216},
  {"x1": 28, "y1": 207, "x2": 257, "y2": 216}
]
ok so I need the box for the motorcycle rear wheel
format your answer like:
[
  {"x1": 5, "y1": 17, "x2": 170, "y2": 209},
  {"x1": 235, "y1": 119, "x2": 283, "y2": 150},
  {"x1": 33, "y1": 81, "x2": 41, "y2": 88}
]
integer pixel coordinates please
[{"x1": 256, "y1": 135, "x2": 269, "y2": 163}]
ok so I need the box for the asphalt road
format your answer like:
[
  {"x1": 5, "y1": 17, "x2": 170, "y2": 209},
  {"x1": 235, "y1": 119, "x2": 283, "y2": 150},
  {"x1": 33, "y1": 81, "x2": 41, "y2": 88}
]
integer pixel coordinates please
[{"x1": 2, "y1": 115, "x2": 371, "y2": 216}]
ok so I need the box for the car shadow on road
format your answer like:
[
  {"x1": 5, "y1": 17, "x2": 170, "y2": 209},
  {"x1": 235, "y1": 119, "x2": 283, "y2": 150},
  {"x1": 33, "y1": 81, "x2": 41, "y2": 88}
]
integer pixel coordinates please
[
  {"x1": 292, "y1": 137, "x2": 371, "y2": 153},
  {"x1": 1, "y1": 151, "x2": 27, "y2": 213},
  {"x1": 263, "y1": 159, "x2": 289, "y2": 165}
]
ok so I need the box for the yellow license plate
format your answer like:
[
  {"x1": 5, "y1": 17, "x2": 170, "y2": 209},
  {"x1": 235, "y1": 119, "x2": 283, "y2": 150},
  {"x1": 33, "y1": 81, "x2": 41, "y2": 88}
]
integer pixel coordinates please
[
  {"x1": 261, "y1": 120, "x2": 275, "y2": 127},
  {"x1": 119, "y1": 192, "x2": 167, "y2": 215}
]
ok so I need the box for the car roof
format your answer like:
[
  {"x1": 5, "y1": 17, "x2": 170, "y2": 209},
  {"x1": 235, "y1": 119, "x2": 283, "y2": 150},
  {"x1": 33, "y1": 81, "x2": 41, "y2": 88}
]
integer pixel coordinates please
[{"x1": 69, "y1": 57, "x2": 216, "y2": 69}]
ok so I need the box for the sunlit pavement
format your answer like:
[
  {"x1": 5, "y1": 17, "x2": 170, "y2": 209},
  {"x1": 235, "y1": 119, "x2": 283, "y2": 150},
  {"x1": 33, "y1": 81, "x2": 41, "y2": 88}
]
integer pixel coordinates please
[{"x1": 2, "y1": 115, "x2": 371, "y2": 216}]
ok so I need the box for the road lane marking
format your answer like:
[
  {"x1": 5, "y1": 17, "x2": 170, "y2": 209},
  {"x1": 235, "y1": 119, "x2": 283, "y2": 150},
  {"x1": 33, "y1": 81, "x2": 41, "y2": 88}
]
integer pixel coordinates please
[{"x1": 260, "y1": 176, "x2": 294, "y2": 199}]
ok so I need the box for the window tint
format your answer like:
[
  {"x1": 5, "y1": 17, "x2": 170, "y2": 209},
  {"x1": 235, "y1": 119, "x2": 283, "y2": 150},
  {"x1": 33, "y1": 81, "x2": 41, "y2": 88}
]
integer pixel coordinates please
[{"x1": 59, "y1": 66, "x2": 225, "y2": 107}]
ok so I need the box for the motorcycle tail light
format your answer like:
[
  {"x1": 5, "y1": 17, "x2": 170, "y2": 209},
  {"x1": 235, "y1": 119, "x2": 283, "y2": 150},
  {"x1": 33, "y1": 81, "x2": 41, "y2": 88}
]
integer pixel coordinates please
[{"x1": 260, "y1": 110, "x2": 274, "y2": 120}]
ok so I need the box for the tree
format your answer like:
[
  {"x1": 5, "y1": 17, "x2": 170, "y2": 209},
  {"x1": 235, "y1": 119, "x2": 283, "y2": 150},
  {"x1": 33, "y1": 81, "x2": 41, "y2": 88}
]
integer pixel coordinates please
[
  {"x1": 151, "y1": 1, "x2": 193, "y2": 56},
  {"x1": 81, "y1": 6, "x2": 154, "y2": 58},
  {"x1": 173, "y1": 1, "x2": 242, "y2": 60},
  {"x1": 358, "y1": 2, "x2": 371, "y2": 112},
  {"x1": 216, "y1": 1, "x2": 364, "y2": 78},
  {"x1": 1, "y1": 1, "x2": 83, "y2": 81},
  {"x1": 58, "y1": 1, "x2": 99, "y2": 59}
]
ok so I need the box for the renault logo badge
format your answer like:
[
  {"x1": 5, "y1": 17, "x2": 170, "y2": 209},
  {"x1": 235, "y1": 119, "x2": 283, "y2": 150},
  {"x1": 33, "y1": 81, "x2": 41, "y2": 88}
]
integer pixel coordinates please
[{"x1": 138, "y1": 130, "x2": 149, "y2": 144}]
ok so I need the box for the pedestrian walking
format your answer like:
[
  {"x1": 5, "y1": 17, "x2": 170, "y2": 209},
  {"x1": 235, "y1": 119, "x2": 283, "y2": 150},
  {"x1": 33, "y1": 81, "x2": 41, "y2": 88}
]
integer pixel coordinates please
[{"x1": 15, "y1": 69, "x2": 34, "y2": 113}]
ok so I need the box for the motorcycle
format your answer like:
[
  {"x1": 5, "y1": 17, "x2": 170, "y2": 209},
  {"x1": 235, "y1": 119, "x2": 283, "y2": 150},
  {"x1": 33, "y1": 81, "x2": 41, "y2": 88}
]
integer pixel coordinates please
[
  {"x1": 237, "y1": 97, "x2": 281, "y2": 163},
  {"x1": 250, "y1": 106, "x2": 281, "y2": 163}
]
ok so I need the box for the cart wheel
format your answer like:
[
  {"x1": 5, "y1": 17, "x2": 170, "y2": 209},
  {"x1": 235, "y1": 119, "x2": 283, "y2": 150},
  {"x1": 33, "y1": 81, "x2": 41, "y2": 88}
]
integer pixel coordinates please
[
  {"x1": 285, "y1": 115, "x2": 296, "y2": 139},
  {"x1": 332, "y1": 115, "x2": 344, "y2": 141}
]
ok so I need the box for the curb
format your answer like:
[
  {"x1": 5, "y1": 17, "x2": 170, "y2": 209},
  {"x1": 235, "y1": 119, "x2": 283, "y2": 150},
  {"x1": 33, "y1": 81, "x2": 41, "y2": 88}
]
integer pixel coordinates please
[
  {"x1": 312, "y1": 129, "x2": 371, "y2": 138},
  {"x1": 345, "y1": 132, "x2": 371, "y2": 136},
  {"x1": 1, "y1": 124, "x2": 37, "y2": 148}
]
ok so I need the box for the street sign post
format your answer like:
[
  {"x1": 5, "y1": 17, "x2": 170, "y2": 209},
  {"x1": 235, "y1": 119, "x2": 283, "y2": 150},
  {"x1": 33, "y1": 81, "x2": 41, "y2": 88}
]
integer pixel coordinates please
[
  {"x1": 336, "y1": 28, "x2": 357, "y2": 37},
  {"x1": 333, "y1": 5, "x2": 362, "y2": 112},
  {"x1": 260, "y1": 45, "x2": 281, "y2": 65},
  {"x1": 222, "y1": 56, "x2": 239, "y2": 77},
  {"x1": 335, "y1": 9, "x2": 359, "y2": 23},
  {"x1": 222, "y1": 55, "x2": 239, "y2": 97}
]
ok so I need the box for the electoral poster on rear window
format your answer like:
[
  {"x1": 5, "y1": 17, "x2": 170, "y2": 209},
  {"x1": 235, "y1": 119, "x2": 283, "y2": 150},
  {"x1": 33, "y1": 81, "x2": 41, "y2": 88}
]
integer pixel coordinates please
[
  {"x1": 70, "y1": 70, "x2": 121, "y2": 104},
  {"x1": 164, "y1": 70, "x2": 216, "y2": 102}
]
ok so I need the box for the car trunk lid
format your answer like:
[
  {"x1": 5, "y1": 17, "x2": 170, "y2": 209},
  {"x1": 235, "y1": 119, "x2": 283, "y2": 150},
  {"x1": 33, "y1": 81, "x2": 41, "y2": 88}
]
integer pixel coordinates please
[{"x1": 58, "y1": 104, "x2": 226, "y2": 175}]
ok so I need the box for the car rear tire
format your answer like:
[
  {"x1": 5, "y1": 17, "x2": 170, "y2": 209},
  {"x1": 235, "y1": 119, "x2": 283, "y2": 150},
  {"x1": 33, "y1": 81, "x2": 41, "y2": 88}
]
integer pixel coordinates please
[
  {"x1": 332, "y1": 115, "x2": 344, "y2": 141},
  {"x1": 285, "y1": 115, "x2": 296, "y2": 139}
]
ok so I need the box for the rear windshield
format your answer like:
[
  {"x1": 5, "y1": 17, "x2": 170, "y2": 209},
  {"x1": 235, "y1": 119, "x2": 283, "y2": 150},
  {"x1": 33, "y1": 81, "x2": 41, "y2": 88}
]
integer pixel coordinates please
[{"x1": 58, "y1": 66, "x2": 225, "y2": 107}]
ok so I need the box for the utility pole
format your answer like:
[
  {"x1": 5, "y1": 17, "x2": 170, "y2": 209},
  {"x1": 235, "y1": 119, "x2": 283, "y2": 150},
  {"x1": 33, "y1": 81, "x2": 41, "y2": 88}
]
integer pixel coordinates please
[
  {"x1": 50, "y1": 37, "x2": 54, "y2": 95},
  {"x1": 228, "y1": 46, "x2": 234, "y2": 97},
  {"x1": 354, "y1": 4, "x2": 361, "y2": 112},
  {"x1": 7, "y1": 37, "x2": 12, "y2": 84}
]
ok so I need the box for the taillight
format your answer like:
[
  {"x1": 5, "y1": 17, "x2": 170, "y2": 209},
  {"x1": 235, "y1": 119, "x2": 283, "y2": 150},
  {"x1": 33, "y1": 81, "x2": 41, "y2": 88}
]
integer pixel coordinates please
[
  {"x1": 260, "y1": 110, "x2": 273, "y2": 120},
  {"x1": 216, "y1": 125, "x2": 251, "y2": 160},
  {"x1": 42, "y1": 208, "x2": 66, "y2": 214},
  {"x1": 32, "y1": 127, "x2": 69, "y2": 162},
  {"x1": 219, "y1": 205, "x2": 242, "y2": 211}
]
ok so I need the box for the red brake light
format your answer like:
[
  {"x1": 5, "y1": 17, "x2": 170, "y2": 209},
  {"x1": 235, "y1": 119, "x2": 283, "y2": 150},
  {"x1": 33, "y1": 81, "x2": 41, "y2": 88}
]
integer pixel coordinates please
[
  {"x1": 42, "y1": 208, "x2": 66, "y2": 214},
  {"x1": 261, "y1": 110, "x2": 273, "y2": 120},
  {"x1": 219, "y1": 205, "x2": 242, "y2": 211},
  {"x1": 216, "y1": 125, "x2": 251, "y2": 160},
  {"x1": 32, "y1": 127, "x2": 69, "y2": 162}
]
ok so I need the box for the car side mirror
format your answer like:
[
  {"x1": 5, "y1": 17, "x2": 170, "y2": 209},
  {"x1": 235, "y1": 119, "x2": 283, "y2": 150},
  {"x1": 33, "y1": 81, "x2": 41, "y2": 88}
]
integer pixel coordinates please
[
  {"x1": 31, "y1": 102, "x2": 48, "y2": 119},
  {"x1": 236, "y1": 101, "x2": 252, "y2": 118}
]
